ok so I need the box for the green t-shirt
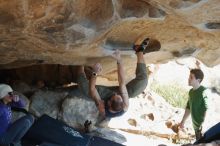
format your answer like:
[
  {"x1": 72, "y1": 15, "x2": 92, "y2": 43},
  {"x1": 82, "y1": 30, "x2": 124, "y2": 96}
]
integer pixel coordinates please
[{"x1": 186, "y1": 86, "x2": 208, "y2": 130}]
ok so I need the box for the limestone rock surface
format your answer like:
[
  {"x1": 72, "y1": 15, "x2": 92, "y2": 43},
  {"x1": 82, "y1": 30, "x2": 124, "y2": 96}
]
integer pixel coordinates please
[{"x1": 0, "y1": 0, "x2": 219, "y2": 71}]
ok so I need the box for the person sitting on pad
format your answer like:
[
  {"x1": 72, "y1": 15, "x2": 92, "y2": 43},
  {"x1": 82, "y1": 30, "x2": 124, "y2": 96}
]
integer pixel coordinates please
[{"x1": 0, "y1": 84, "x2": 34, "y2": 146}]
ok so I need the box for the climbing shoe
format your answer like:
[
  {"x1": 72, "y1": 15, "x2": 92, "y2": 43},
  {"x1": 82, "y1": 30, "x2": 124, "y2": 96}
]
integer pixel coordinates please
[
  {"x1": 133, "y1": 38, "x2": 150, "y2": 53},
  {"x1": 133, "y1": 38, "x2": 161, "y2": 54}
]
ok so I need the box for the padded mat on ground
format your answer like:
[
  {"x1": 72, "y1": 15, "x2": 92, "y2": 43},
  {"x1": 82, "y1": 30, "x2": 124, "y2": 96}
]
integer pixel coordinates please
[{"x1": 24, "y1": 114, "x2": 124, "y2": 146}]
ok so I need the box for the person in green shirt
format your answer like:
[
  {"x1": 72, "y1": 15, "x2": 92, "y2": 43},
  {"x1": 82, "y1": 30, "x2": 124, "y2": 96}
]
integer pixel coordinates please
[{"x1": 179, "y1": 68, "x2": 208, "y2": 140}]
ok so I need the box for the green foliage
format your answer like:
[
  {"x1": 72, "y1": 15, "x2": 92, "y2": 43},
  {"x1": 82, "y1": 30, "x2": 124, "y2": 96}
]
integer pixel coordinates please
[{"x1": 150, "y1": 82, "x2": 188, "y2": 108}]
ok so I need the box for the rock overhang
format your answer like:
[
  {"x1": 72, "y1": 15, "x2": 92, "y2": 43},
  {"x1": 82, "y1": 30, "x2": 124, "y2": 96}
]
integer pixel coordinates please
[{"x1": 0, "y1": 0, "x2": 219, "y2": 70}]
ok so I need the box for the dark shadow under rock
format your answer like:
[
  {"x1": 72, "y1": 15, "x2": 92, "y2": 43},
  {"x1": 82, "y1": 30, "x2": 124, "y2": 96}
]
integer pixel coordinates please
[
  {"x1": 172, "y1": 47, "x2": 197, "y2": 57},
  {"x1": 104, "y1": 39, "x2": 133, "y2": 51},
  {"x1": 205, "y1": 22, "x2": 220, "y2": 29},
  {"x1": 144, "y1": 39, "x2": 161, "y2": 53},
  {"x1": 104, "y1": 38, "x2": 161, "y2": 53}
]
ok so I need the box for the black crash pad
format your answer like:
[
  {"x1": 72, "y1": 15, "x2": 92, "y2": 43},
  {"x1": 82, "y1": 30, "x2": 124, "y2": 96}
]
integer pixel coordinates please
[{"x1": 23, "y1": 114, "x2": 124, "y2": 146}]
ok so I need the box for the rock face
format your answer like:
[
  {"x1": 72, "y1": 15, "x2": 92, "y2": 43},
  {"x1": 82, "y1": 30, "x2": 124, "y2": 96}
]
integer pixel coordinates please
[
  {"x1": 61, "y1": 96, "x2": 99, "y2": 129},
  {"x1": 29, "y1": 90, "x2": 68, "y2": 118},
  {"x1": 0, "y1": 0, "x2": 219, "y2": 71}
]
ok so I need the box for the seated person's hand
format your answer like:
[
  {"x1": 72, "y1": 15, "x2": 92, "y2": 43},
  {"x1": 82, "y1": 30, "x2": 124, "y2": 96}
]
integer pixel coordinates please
[{"x1": 12, "y1": 95, "x2": 20, "y2": 102}]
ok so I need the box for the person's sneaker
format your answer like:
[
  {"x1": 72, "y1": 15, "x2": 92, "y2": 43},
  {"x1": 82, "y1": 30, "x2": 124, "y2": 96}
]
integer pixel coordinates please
[
  {"x1": 133, "y1": 38, "x2": 150, "y2": 53},
  {"x1": 133, "y1": 38, "x2": 161, "y2": 54}
]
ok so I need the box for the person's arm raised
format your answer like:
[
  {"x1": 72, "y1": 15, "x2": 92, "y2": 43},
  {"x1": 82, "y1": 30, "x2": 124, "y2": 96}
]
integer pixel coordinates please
[
  {"x1": 111, "y1": 50, "x2": 129, "y2": 111},
  {"x1": 89, "y1": 63, "x2": 105, "y2": 117}
]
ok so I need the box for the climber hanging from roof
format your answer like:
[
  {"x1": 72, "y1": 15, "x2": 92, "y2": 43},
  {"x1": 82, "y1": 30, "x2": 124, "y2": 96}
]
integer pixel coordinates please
[{"x1": 76, "y1": 38, "x2": 161, "y2": 118}]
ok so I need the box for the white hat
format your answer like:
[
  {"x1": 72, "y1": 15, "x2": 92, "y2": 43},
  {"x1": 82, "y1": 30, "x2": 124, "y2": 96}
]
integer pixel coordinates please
[{"x1": 0, "y1": 84, "x2": 13, "y2": 99}]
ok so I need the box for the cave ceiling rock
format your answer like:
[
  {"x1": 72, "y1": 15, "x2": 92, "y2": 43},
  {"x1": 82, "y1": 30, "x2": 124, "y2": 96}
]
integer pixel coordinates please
[{"x1": 0, "y1": 0, "x2": 219, "y2": 71}]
